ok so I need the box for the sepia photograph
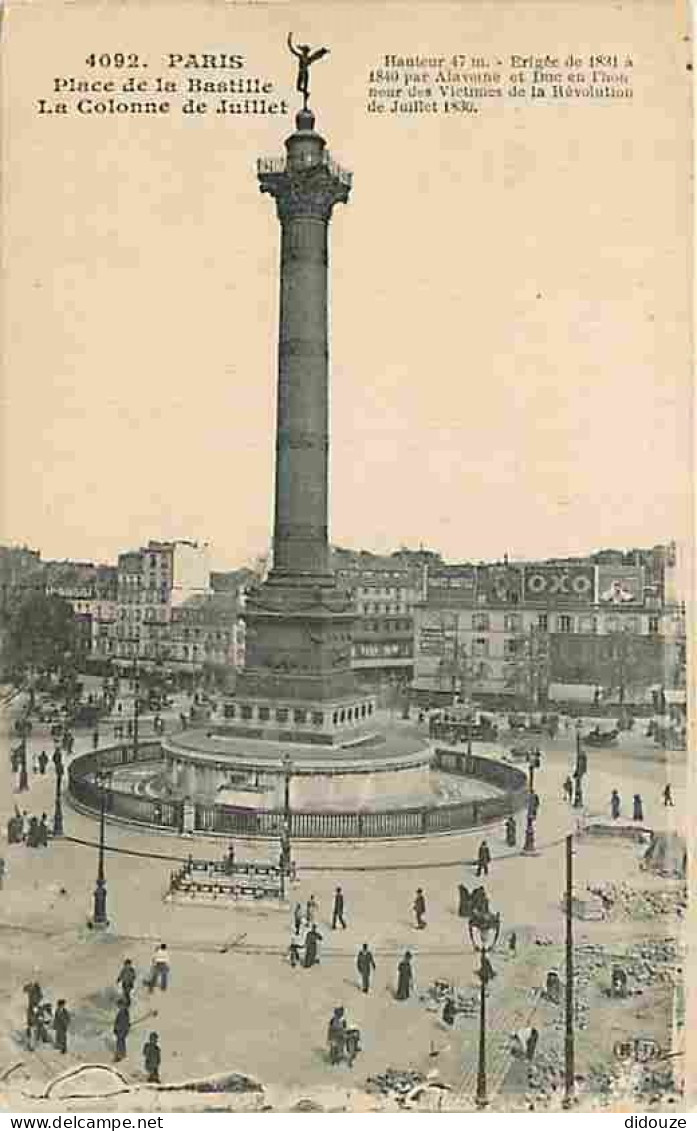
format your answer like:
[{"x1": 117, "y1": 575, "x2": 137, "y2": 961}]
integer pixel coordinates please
[{"x1": 0, "y1": 0, "x2": 692, "y2": 1117}]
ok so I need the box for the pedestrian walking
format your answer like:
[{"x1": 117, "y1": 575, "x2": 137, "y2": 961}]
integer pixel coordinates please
[
  {"x1": 148, "y1": 943, "x2": 170, "y2": 991},
  {"x1": 113, "y1": 1001, "x2": 130, "y2": 1061},
  {"x1": 476, "y1": 840, "x2": 491, "y2": 877},
  {"x1": 37, "y1": 814, "x2": 49, "y2": 847},
  {"x1": 413, "y1": 888, "x2": 426, "y2": 929},
  {"x1": 38, "y1": 751, "x2": 48, "y2": 775},
  {"x1": 395, "y1": 951, "x2": 413, "y2": 1000},
  {"x1": 303, "y1": 924, "x2": 323, "y2": 968},
  {"x1": 632, "y1": 793, "x2": 644, "y2": 822},
  {"x1": 92, "y1": 730, "x2": 100, "y2": 751},
  {"x1": 293, "y1": 901, "x2": 303, "y2": 934},
  {"x1": 610, "y1": 789, "x2": 621, "y2": 820},
  {"x1": 117, "y1": 958, "x2": 137, "y2": 1006},
  {"x1": 563, "y1": 776, "x2": 573, "y2": 803},
  {"x1": 663, "y1": 783, "x2": 674, "y2": 807},
  {"x1": 52, "y1": 999, "x2": 70, "y2": 1054},
  {"x1": 142, "y1": 1031, "x2": 161, "y2": 1083},
  {"x1": 356, "y1": 943, "x2": 376, "y2": 993},
  {"x1": 331, "y1": 886, "x2": 347, "y2": 930},
  {"x1": 327, "y1": 1006, "x2": 347, "y2": 1065},
  {"x1": 52, "y1": 749, "x2": 63, "y2": 774},
  {"x1": 23, "y1": 980, "x2": 42, "y2": 1049},
  {"x1": 26, "y1": 816, "x2": 40, "y2": 848},
  {"x1": 306, "y1": 894, "x2": 318, "y2": 925},
  {"x1": 505, "y1": 815, "x2": 516, "y2": 847},
  {"x1": 457, "y1": 883, "x2": 471, "y2": 918},
  {"x1": 508, "y1": 931, "x2": 517, "y2": 956},
  {"x1": 289, "y1": 931, "x2": 302, "y2": 968}
]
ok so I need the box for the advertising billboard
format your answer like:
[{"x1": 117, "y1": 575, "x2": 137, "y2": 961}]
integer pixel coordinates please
[
  {"x1": 596, "y1": 565, "x2": 644, "y2": 605},
  {"x1": 426, "y1": 565, "x2": 476, "y2": 606},
  {"x1": 476, "y1": 565, "x2": 523, "y2": 606},
  {"x1": 523, "y1": 565, "x2": 595, "y2": 605}
]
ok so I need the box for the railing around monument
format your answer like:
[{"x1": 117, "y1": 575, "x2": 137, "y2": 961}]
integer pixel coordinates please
[{"x1": 67, "y1": 742, "x2": 527, "y2": 839}]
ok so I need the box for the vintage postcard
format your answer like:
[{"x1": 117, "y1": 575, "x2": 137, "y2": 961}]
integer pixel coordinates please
[{"x1": 0, "y1": 0, "x2": 692, "y2": 1118}]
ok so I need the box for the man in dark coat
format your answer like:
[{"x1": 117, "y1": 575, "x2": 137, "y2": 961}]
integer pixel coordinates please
[
  {"x1": 24, "y1": 981, "x2": 42, "y2": 1048},
  {"x1": 413, "y1": 888, "x2": 426, "y2": 929},
  {"x1": 303, "y1": 924, "x2": 323, "y2": 968},
  {"x1": 113, "y1": 1001, "x2": 131, "y2": 1062},
  {"x1": 611, "y1": 789, "x2": 621, "y2": 819},
  {"x1": 26, "y1": 817, "x2": 40, "y2": 849},
  {"x1": 356, "y1": 943, "x2": 376, "y2": 993},
  {"x1": 117, "y1": 959, "x2": 137, "y2": 1007},
  {"x1": 327, "y1": 1006, "x2": 347, "y2": 1064},
  {"x1": 331, "y1": 886, "x2": 347, "y2": 930},
  {"x1": 505, "y1": 816, "x2": 516, "y2": 847},
  {"x1": 396, "y1": 951, "x2": 413, "y2": 1000},
  {"x1": 458, "y1": 884, "x2": 471, "y2": 918},
  {"x1": 38, "y1": 751, "x2": 48, "y2": 775},
  {"x1": 37, "y1": 814, "x2": 49, "y2": 847},
  {"x1": 52, "y1": 999, "x2": 70, "y2": 1054},
  {"x1": 632, "y1": 794, "x2": 644, "y2": 822},
  {"x1": 476, "y1": 840, "x2": 491, "y2": 877},
  {"x1": 143, "y1": 1031, "x2": 161, "y2": 1082}
]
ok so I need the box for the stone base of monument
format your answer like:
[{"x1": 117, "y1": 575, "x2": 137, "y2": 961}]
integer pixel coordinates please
[
  {"x1": 67, "y1": 734, "x2": 528, "y2": 840},
  {"x1": 162, "y1": 726, "x2": 437, "y2": 810}
]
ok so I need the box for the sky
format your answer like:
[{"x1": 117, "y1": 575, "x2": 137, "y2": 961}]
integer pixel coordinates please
[{"x1": 1, "y1": 0, "x2": 691, "y2": 570}]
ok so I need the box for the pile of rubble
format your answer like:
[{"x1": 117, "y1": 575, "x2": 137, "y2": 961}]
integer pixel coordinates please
[
  {"x1": 524, "y1": 1049, "x2": 567, "y2": 1101},
  {"x1": 585, "y1": 1060, "x2": 681, "y2": 1104},
  {"x1": 585, "y1": 882, "x2": 685, "y2": 920},
  {"x1": 365, "y1": 1068, "x2": 426, "y2": 1099},
  {"x1": 419, "y1": 979, "x2": 477, "y2": 1016}
]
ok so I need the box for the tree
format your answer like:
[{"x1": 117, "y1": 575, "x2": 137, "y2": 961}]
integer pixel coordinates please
[{"x1": 5, "y1": 593, "x2": 79, "y2": 677}]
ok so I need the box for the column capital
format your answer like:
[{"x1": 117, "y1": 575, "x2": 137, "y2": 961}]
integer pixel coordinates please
[{"x1": 258, "y1": 157, "x2": 351, "y2": 222}]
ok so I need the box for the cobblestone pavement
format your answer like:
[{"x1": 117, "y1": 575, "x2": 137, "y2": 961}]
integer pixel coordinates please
[{"x1": 0, "y1": 690, "x2": 686, "y2": 1107}]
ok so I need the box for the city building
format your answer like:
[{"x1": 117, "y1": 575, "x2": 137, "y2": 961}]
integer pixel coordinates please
[
  {"x1": 113, "y1": 540, "x2": 211, "y2": 666},
  {"x1": 331, "y1": 547, "x2": 431, "y2": 686},
  {"x1": 412, "y1": 544, "x2": 685, "y2": 706},
  {"x1": 45, "y1": 560, "x2": 118, "y2": 659}
]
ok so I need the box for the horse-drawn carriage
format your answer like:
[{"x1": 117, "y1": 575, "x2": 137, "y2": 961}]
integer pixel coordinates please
[{"x1": 429, "y1": 711, "x2": 498, "y2": 744}]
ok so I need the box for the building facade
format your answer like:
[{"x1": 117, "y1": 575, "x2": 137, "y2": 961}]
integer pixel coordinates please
[
  {"x1": 332, "y1": 548, "x2": 431, "y2": 685},
  {"x1": 113, "y1": 540, "x2": 211, "y2": 665},
  {"x1": 413, "y1": 545, "x2": 685, "y2": 704}
]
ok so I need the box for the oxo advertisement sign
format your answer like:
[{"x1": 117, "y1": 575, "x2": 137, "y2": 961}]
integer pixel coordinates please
[{"x1": 523, "y1": 565, "x2": 595, "y2": 604}]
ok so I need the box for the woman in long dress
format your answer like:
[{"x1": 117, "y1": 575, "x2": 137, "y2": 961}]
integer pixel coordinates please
[{"x1": 395, "y1": 951, "x2": 413, "y2": 1000}]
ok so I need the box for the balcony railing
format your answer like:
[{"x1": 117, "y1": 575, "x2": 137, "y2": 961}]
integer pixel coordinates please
[{"x1": 257, "y1": 151, "x2": 352, "y2": 187}]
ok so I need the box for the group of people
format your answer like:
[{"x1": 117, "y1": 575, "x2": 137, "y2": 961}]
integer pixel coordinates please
[
  {"x1": 113, "y1": 948, "x2": 167, "y2": 1080},
  {"x1": 289, "y1": 896, "x2": 324, "y2": 968},
  {"x1": 610, "y1": 789, "x2": 645, "y2": 822},
  {"x1": 23, "y1": 980, "x2": 70, "y2": 1053},
  {"x1": 7, "y1": 806, "x2": 50, "y2": 847},
  {"x1": 22, "y1": 950, "x2": 166, "y2": 1083}
]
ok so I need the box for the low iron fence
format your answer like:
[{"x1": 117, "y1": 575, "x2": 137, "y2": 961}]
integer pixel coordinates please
[{"x1": 68, "y1": 742, "x2": 528, "y2": 840}]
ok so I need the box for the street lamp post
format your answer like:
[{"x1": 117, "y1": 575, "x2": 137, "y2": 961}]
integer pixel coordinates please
[
  {"x1": 563, "y1": 833, "x2": 576, "y2": 1107},
  {"x1": 280, "y1": 754, "x2": 293, "y2": 899},
  {"x1": 92, "y1": 770, "x2": 112, "y2": 927},
  {"x1": 468, "y1": 909, "x2": 501, "y2": 1109},
  {"x1": 573, "y1": 722, "x2": 584, "y2": 808},
  {"x1": 523, "y1": 757, "x2": 537, "y2": 853},
  {"x1": 53, "y1": 759, "x2": 64, "y2": 837}
]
